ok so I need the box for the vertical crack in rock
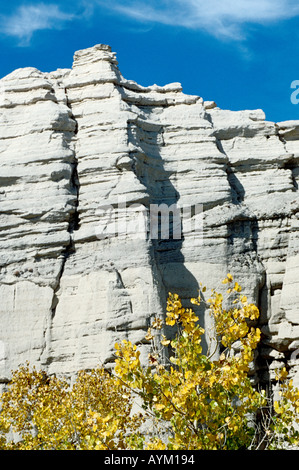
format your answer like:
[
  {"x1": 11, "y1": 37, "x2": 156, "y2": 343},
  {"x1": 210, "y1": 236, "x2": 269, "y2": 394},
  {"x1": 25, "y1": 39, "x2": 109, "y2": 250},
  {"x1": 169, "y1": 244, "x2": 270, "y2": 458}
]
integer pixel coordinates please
[
  {"x1": 50, "y1": 88, "x2": 80, "y2": 320},
  {"x1": 39, "y1": 80, "x2": 80, "y2": 367}
]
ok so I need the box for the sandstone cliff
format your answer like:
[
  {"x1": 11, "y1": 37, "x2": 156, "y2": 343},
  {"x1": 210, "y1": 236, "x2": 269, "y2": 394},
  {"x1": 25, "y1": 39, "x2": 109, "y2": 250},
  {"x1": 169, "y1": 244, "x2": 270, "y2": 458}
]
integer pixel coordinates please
[{"x1": 0, "y1": 44, "x2": 298, "y2": 388}]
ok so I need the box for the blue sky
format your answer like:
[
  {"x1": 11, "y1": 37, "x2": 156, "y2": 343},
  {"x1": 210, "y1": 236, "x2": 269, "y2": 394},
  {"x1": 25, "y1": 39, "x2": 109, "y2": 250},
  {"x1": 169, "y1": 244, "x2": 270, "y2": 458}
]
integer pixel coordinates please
[{"x1": 0, "y1": 0, "x2": 299, "y2": 122}]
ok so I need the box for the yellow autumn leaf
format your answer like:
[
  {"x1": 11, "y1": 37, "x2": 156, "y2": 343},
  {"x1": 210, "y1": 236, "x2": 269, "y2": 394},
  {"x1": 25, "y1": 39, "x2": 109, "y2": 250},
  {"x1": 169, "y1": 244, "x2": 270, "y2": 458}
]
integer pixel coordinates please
[
  {"x1": 145, "y1": 328, "x2": 154, "y2": 341},
  {"x1": 274, "y1": 401, "x2": 284, "y2": 414},
  {"x1": 152, "y1": 318, "x2": 163, "y2": 329},
  {"x1": 234, "y1": 282, "x2": 242, "y2": 292},
  {"x1": 161, "y1": 335, "x2": 170, "y2": 346},
  {"x1": 154, "y1": 403, "x2": 165, "y2": 411},
  {"x1": 276, "y1": 367, "x2": 288, "y2": 381}
]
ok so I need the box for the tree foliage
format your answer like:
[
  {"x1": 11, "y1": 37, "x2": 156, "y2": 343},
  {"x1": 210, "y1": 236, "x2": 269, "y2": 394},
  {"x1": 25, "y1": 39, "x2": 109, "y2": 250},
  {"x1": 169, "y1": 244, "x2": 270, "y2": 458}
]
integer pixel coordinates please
[
  {"x1": 1, "y1": 275, "x2": 299, "y2": 450},
  {"x1": 0, "y1": 366, "x2": 144, "y2": 450}
]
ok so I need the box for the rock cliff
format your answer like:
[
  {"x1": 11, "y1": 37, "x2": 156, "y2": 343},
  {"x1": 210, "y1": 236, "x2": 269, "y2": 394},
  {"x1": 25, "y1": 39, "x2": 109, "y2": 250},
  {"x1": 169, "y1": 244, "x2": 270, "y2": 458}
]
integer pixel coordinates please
[{"x1": 0, "y1": 44, "x2": 298, "y2": 389}]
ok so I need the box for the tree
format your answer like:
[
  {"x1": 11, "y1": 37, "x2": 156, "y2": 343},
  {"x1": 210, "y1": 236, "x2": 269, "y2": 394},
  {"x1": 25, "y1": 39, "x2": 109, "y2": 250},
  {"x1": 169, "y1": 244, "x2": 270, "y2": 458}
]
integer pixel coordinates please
[
  {"x1": 0, "y1": 366, "x2": 144, "y2": 449},
  {"x1": 114, "y1": 274, "x2": 299, "y2": 450},
  {"x1": 1, "y1": 275, "x2": 299, "y2": 450}
]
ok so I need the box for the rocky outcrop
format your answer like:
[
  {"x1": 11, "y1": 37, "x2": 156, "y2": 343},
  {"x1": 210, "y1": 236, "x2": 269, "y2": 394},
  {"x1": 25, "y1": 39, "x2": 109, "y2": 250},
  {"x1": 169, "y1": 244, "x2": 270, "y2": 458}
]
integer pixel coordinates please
[{"x1": 0, "y1": 45, "x2": 298, "y2": 389}]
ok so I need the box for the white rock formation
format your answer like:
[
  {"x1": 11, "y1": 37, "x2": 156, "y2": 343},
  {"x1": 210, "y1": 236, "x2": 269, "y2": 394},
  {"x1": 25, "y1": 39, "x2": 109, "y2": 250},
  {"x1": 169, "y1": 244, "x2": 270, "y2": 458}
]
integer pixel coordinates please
[{"x1": 0, "y1": 44, "x2": 298, "y2": 389}]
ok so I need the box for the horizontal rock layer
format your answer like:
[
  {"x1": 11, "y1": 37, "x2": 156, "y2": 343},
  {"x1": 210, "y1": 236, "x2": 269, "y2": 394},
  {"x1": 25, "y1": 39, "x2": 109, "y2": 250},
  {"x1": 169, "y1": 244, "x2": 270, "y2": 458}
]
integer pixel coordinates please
[{"x1": 0, "y1": 44, "x2": 298, "y2": 387}]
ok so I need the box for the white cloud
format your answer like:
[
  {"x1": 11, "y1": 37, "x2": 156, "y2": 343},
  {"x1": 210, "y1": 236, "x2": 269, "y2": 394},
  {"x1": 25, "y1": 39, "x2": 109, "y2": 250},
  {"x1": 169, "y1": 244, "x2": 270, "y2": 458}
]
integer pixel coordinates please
[
  {"x1": 0, "y1": 3, "x2": 75, "y2": 44},
  {"x1": 104, "y1": 0, "x2": 299, "y2": 39},
  {"x1": 2, "y1": 0, "x2": 299, "y2": 46}
]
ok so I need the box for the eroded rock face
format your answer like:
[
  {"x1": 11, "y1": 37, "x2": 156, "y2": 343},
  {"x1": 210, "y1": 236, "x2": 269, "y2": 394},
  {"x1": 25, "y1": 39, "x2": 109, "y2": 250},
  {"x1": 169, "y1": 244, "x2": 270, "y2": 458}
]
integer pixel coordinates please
[{"x1": 0, "y1": 44, "x2": 298, "y2": 387}]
